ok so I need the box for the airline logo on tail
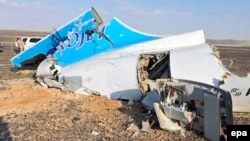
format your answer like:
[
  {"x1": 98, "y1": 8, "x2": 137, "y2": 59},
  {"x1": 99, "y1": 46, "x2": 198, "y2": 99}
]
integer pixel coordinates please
[{"x1": 55, "y1": 26, "x2": 106, "y2": 52}]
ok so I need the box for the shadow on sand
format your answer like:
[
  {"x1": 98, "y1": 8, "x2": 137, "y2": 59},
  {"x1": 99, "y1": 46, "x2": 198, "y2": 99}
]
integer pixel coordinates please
[{"x1": 0, "y1": 116, "x2": 12, "y2": 141}]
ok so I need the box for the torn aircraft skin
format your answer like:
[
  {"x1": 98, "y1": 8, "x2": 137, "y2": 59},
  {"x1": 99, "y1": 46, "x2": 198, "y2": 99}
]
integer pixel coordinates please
[
  {"x1": 10, "y1": 7, "x2": 161, "y2": 68},
  {"x1": 36, "y1": 30, "x2": 206, "y2": 100},
  {"x1": 35, "y1": 29, "x2": 234, "y2": 140},
  {"x1": 168, "y1": 44, "x2": 250, "y2": 112},
  {"x1": 33, "y1": 29, "x2": 233, "y2": 140},
  {"x1": 152, "y1": 79, "x2": 232, "y2": 141}
]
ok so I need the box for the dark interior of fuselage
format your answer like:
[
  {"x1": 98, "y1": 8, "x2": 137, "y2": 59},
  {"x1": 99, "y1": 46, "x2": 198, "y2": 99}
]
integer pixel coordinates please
[{"x1": 137, "y1": 52, "x2": 170, "y2": 94}]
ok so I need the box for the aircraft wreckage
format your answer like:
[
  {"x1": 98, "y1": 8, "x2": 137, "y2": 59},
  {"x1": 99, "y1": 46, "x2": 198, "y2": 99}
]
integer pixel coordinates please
[{"x1": 11, "y1": 7, "x2": 250, "y2": 141}]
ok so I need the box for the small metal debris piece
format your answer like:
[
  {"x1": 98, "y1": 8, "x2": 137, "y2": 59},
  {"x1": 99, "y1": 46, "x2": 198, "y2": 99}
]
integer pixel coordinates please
[{"x1": 140, "y1": 120, "x2": 150, "y2": 132}]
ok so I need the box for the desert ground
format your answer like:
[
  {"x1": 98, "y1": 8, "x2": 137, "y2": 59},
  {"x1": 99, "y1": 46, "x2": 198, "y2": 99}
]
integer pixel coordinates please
[{"x1": 0, "y1": 30, "x2": 250, "y2": 140}]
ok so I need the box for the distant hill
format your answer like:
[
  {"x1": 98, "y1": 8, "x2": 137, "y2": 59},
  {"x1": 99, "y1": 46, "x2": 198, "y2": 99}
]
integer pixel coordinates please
[
  {"x1": 206, "y1": 39, "x2": 250, "y2": 46},
  {"x1": 0, "y1": 29, "x2": 49, "y2": 37},
  {"x1": 1, "y1": 29, "x2": 249, "y2": 47},
  {"x1": 0, "y1": 30, "x2": 49, "y2": 46}
]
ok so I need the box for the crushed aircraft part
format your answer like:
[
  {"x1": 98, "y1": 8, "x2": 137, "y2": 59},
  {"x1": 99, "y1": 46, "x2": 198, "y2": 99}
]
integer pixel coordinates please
[
  {"x1": 137, "y1": 47, "x2": 250, "y2": 112},
  {"x1": 152, "y1": 78, "x2": 232, "y2": 141},
  {"x1": 33, "y1": 29, "x2": 234, "y2": 140},
  {"x1": 154, "y1": 102, "x2": 183, "y2": 132},
  {"x1": 36, "y1": 58, "x2": 60, "y2": 80},
  {"x1": 141, "y1": 90, "x2": 160, "y2": 109}
]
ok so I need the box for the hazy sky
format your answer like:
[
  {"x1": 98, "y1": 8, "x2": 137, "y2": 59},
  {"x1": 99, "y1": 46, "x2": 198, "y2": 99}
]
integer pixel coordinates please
[{"x1": 0, "y1": 0, "x2": 250, "y2": 40}]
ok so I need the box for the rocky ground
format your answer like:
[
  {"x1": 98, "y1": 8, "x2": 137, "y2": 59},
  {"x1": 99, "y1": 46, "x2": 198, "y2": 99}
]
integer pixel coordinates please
[{"x1": 0, "y1": 30, "x2": 250, "y2": 140}]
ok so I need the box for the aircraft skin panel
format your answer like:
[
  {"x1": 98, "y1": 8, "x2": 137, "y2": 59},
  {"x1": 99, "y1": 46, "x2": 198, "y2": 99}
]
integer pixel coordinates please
[
  {"x1": 35, "y1": 27, "x2": 249, "y2": 112},
  {"x1": 170, "y1": 44, "x2": 250, "y2": 112},
  {"x1": 170, "y1": 43, "x2": 225, "y2": 86},
  {"x1": 10, "y1": 8, "x2": 96, "y2": 67},
  {"x1": 86, "y1": 29, "x2": 206, "y2": 58},
  {"x1": 106, "y1": 17, "x2": 162, "y2": 47},
  {"x1": 220, "y1": 74, "x2": 250, "y2": 112},
  {"x1": 10, "y1": 8, "x2": 205, "y2": 68},
  {"x1": 120, "y1": 29, "x2": 206, "y2": 55},
  {"x1": 53, "y1": 17, "x2": 162, "y2": 67},
  {"x1": 53, "y1": 30, "x2": 206, "y2": 100},
  {"x1": 59, "y1": 52, "x2": 141, "y2": 100},
  {"x1": 36, "y1": 30, "x2": 207, "y2": 101}
]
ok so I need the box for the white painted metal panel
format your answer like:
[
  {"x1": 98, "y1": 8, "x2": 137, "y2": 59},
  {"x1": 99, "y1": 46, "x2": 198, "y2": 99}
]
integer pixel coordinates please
[
  {"x1": 60, "y1": 53, "x2": 142, "y2": 100},
  {"x1": 170, "y1": 44, "x2": 225, "y2": 86}
]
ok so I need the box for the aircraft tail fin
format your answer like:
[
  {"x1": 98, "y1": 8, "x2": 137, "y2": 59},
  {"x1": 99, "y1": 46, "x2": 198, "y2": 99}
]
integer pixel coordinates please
[
  {"x1": 11, "y1": 7, "x2": 162, "y2": 68},
  {"x1": 10, "y1": 7, "x2": 101, "y2": 68}
]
